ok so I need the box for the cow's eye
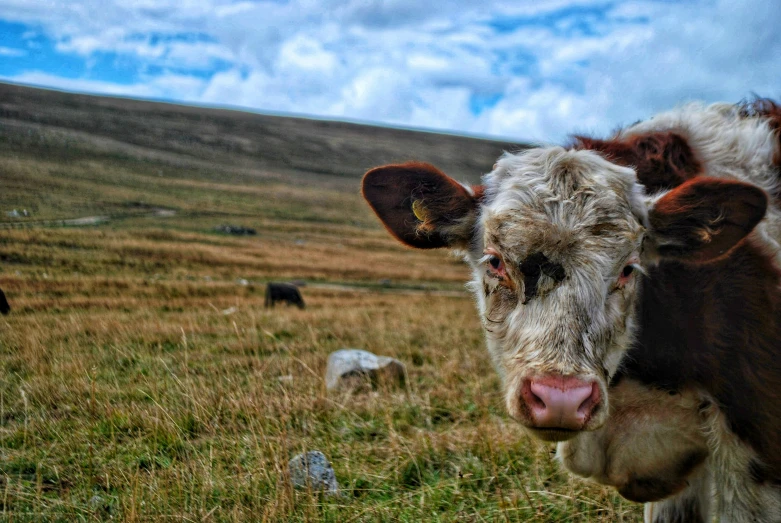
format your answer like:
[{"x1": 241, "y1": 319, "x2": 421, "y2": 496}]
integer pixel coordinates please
[
  {"x1": 616, "y1": 264, "x2": 636, "y2": 288},
  {"x1": 486, "y1": 254, "x2": 506, "y2": 278}
]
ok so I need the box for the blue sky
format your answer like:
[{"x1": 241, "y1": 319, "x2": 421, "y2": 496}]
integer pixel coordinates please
[{"x1": 1, "y1": 0, "x2": 780, "y2": 142}]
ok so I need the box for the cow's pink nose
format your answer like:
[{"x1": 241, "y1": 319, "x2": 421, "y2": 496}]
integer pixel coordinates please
[{"x1": 521, "y1": 376, "x2": 600, "y2": 430}]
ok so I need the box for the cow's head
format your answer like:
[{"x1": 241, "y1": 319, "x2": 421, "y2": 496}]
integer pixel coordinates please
[{"x1": 362, "y1": 148, "x2": 766, "y2": 442}]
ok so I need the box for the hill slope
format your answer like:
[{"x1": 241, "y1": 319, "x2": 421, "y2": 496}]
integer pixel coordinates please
[{"x1": 0, "y1": 82, "x2": 523, "y2": 183}]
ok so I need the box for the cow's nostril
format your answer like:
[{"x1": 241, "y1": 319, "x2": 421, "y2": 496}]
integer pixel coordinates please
[
  {"x1": 526, "y1": 384, "x2": 546, "y2": 410},
  {"x1": 577, "y1": 383, "x2": 601, "y2": 415}
]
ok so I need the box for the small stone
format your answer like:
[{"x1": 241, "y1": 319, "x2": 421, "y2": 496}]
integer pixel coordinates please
[
  {"x1": 288, "y1": 451, "x2": 340, "y2": 495},
  {"x1": 237, "y1": 278, "x2": 249, "y2": 286},
  {"x1": 325, "y1": 349, "x2": 407, "y2": 391}
]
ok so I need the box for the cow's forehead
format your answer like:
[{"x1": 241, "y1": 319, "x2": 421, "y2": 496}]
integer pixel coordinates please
[{"x1": 480, "y1": 147, "x2": 647, "y2": 264}]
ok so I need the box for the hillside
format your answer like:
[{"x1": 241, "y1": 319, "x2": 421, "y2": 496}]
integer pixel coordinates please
[{"x1": 0, "y1": 81, "x2": 523, "y2": 183}]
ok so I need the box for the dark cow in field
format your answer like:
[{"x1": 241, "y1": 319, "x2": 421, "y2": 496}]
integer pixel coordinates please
[
  {"x1": 264, "y1": 282, "x2": 305, "y2": 309},
  {"x1": 0, "y1": 288, "x2": 8, "y2": 315},
  {"x1": 362, "y1": 100, "x2": 781, "y2": 521}
]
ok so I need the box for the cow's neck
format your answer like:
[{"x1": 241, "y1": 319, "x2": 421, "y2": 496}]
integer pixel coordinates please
[{"x1": 620, "y1": 238, "x2": 781, "y2": 475}]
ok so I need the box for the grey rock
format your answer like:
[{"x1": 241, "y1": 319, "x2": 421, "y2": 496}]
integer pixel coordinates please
[
  {"x1": 288, "y1": 451, "x2": 339, "y2": 494},
  {"x1": 325, "y1": 349, "x2": 407, "y2": 391}
]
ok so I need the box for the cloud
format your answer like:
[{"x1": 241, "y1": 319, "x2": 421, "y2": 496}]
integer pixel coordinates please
[
  {"x1": 3, "y1": 70, "x2": 157, "y2": 98},
  {"x1": 0, "y1": 46, "x2": 26, "y2": 57},
  {"x1": 0, "y1": 0, "x2": 780, "y2": 142},
  {"x1": 278, "y1": 36, "x2": 338, "y2": 73}
]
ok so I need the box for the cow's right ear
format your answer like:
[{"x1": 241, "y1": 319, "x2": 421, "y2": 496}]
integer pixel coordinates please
[{"x1": 362, "y1": 162, "x2": 482, "y2": 249}]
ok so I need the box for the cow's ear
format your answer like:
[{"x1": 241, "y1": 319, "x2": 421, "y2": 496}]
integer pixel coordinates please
[
  {"x1": 647, "y1": 177, "x2": 767, "y2": 263},
  {"x1": 362, "y1": 162, "x2": 481, "y2": 249}
]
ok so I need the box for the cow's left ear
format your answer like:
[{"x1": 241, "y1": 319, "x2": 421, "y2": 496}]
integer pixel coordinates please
[
  {"x1": 362, "y1": 162, "x2": 482, "y2": 249},
  {"x1": 647, "y1": 177, "x2": 768, "y2": 263}
]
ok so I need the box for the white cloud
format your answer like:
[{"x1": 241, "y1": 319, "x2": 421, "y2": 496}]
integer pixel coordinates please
[
  {"x1": 53, "y1": 28, "x2": 235, "y2": 71},
  {"x1": 407, "y1": 54, "x2": 450, "y2": 72},
  {"x1": 337, "y1": 68, "x2": 415, "y2": 119},
  {"x1": 214, "y1": 2, "x2": 255, "y2": 18},
  {"x1": 278, "y1": 36, "x2": 338, "y2": 73},
  {"x1": 147, "y1": 72, "x2": 206, "y2": 100},
  {"x1": 3, "y1": 71, "x2": 158, "y2": 98},
  {"x1": 0, "y1": 0, "x2": 780, "y2": 142},
  {"x1": 0, "y1": 46, "x2": 26, "y2": 57}
]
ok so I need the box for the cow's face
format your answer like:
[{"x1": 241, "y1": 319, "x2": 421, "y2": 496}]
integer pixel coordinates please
[
  {"x1": 472, "y1": 148, "x2": 646, "y2": 440},
  {"x1": 362, "y1": 149, "x2": 766, "y2": 442}
]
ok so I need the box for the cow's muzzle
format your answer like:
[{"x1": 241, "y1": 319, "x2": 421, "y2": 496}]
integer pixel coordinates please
[{"x1": 516, "y1": 375, "x2": 602, "y2": 441}]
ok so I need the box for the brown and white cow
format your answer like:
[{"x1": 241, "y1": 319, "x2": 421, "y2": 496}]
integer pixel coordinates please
[{"x1": 362, "y1": 100, "x2": 781, "y2": 522}]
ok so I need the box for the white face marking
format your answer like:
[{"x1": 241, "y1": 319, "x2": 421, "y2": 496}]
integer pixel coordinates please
[{"x1": 468, "y1": 147, "x2": 648, "y2": 433}]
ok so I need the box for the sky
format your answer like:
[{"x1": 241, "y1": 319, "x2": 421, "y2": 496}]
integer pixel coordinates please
[{"x1": 0, "y1": 0, "x2": 779, "y2": 143}]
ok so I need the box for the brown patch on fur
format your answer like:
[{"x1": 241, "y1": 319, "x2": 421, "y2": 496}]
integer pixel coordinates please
[
  {"x1": 619, "y1": 449, "x2": 708, "y2": 503},
  {"x1": 589, "y1": 222, "x2": 623, "y2": 237},
  {"x1": 622, "y1": 237, "x2": 781, "y2": 480},
  {"x1": 574, "y1": 132, "x2": 702, "y2": 193}
]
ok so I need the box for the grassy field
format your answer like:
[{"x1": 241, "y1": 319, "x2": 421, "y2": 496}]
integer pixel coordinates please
[{"x1": 0, "y1": 83, "x2": 641, "y2": 521}]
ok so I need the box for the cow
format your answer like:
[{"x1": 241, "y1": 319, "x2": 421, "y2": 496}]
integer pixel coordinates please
[
  {"x1": 264, "y1": 282, "x2": 305, "y2": 309},
  {"x1": 362, "y1": 99, "x2": 781, "y2": 522},
  {"x1": 0, "y1": 288, "x2": 9, "y2": 315}
]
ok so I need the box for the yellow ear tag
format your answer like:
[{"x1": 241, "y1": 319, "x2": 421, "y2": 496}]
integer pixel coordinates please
[{"x1": 411, "y1": 200, "x2": 428, "y2": 222}]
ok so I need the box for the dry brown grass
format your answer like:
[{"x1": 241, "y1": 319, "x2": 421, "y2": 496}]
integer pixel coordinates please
[
  {"x1": 0, "y1": 84, "x2": 642, "y2": 521},
  {"x1": 2, "y1": 282, "x2": 640, "y2": 521}
]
